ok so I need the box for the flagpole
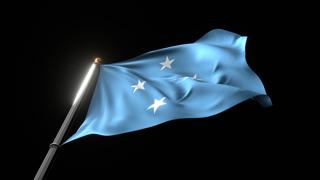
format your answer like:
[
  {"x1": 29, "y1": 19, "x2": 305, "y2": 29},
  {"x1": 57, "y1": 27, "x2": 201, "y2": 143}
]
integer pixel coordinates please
[{"x1": 34, "y1": 58, "x2": 102, "y2": 180}]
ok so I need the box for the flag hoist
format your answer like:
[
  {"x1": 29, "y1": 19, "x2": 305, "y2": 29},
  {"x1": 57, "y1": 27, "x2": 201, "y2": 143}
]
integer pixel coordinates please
[{"x1": 34, "y1": 58, "x2": 102, "y2": 180}]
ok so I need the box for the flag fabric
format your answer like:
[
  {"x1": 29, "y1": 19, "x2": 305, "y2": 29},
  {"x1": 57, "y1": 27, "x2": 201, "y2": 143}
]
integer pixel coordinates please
[{"x1": 65, "y1": 29, "x2": 271, "y2": 143}]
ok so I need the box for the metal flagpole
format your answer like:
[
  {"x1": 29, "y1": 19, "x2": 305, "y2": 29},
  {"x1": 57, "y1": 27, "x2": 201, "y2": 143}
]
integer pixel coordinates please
[{"x1": 34, "y1": 58, "x2": 102, "y2": 180}]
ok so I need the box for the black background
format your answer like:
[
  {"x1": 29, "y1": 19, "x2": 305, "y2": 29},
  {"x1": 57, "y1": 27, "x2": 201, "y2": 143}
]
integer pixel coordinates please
[{"x1": 16, "y1": 1, "x2": 294, "y2": 179}]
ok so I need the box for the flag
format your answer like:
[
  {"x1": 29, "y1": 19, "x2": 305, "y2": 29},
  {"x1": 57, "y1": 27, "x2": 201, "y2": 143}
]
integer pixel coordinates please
[{"x1": 65, "y1": 29, "x2": 271, "y2": 143}]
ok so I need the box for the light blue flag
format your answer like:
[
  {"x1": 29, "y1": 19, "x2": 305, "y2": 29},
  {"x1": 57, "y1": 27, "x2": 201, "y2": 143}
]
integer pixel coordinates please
[{"x1": 65, "y1": 29, "x2": 271, "y2": 143}]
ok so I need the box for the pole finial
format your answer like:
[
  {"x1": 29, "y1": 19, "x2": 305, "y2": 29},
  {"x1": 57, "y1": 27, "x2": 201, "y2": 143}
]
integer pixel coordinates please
[{"x1": 94, "y1": 57, "x2": 102, "y2": 64}]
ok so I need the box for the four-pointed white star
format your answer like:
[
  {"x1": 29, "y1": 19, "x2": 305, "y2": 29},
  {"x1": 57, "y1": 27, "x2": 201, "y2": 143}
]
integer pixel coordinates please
[
  {"x1": 147, "y1": 97, "x2": 166, "y2": 114},
  {"x1": 131, "y1": 80, "x2": 146, "y2": 93},
  {"x1": 160, "y1": 56, "x2": 174, "y2": 70}
]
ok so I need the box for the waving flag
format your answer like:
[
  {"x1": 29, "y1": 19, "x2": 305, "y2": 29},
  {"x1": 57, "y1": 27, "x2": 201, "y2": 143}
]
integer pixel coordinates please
[{"x1": 65, "y1": 29, "x2": 271, "y2": 143}]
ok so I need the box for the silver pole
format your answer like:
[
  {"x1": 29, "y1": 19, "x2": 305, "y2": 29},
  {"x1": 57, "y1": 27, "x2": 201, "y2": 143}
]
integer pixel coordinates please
[{"x1": 34, "y1": 58, "x2": 102, "y2": 180}]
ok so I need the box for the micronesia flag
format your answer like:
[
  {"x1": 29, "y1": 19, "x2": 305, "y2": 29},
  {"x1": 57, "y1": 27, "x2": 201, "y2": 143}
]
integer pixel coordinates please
[{"x1": 65, "y1": 29, "x2": 272, "y2": 143}]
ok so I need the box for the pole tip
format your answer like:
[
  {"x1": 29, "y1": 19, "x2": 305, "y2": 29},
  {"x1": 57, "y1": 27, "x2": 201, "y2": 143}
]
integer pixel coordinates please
[{"x1": 94, "y1": 57, "x2": 102, "y2": 64}]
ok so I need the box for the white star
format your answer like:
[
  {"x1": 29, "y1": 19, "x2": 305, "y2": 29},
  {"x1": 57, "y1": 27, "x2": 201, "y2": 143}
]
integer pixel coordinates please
[
  {"x1": 192, "y1": 73, "x2": 198, "y2": 80},
  {"x1": 131, "y1": 80, "x2": 146, "y2": 93},
  {"x1": 147, "y1": 97, "x2": 166, "y2": 114},
  {"x1": 160, "y1": 56, "x2": 174, "y2": 70},
  {"x1": 191, "y1": 73, "x2": 202, "y2": 81},
  {"x1": 180, "y1": 73, "x2": 200, "y2": 82}
]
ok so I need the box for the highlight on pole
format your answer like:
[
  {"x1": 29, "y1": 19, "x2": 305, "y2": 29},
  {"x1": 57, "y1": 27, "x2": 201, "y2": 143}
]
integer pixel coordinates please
[{"x1": 73, "y1": 58, "x2": 100, "y2": 105}]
